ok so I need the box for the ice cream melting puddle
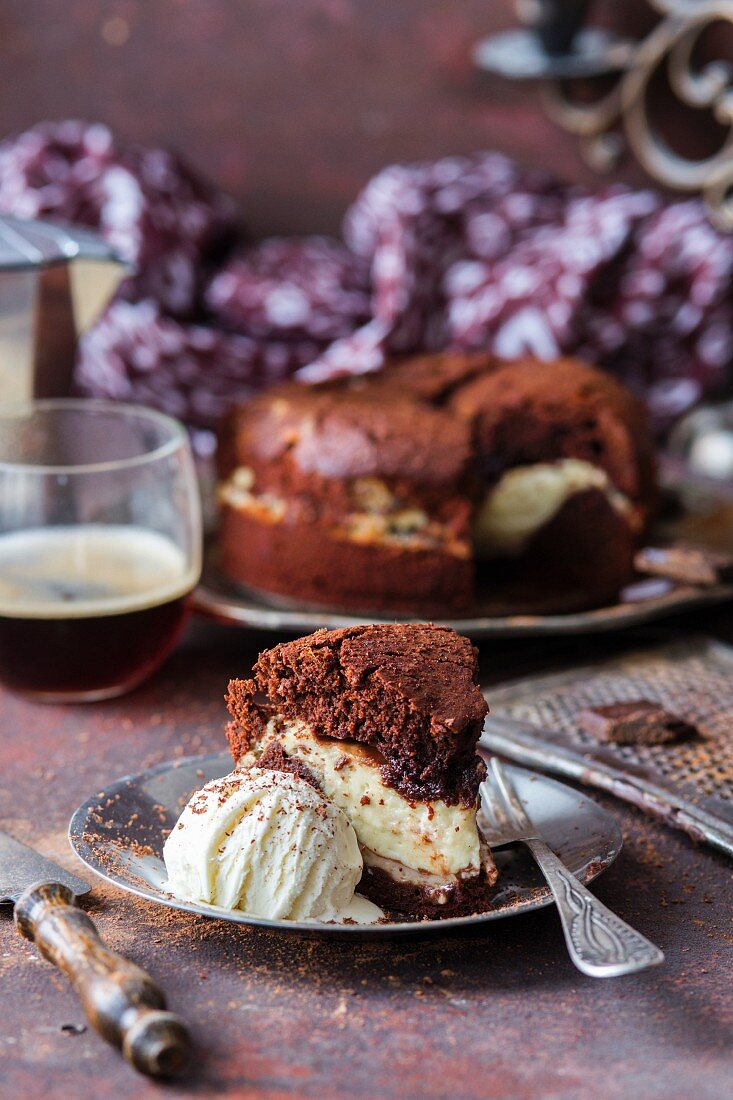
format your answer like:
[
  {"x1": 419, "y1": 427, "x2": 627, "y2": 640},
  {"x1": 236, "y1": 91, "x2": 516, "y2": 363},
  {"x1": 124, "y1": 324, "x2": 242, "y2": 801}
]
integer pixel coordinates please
[{"x1": 324, "y1": 894, "x2": 384, "y2": 925}]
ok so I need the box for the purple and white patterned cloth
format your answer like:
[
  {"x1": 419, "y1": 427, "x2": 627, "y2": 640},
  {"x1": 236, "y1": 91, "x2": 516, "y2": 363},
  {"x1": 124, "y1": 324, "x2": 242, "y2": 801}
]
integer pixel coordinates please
[
  {"x1": 1, "y1": 123, "x2": 730, "y2": 434},
  {"x1": 74, "y1": 299, "x2": 322, "y2": 451},
  {"x1": 0, "y1": 120, "x2": 239, "y2": 316},
  {"x1": 302, "y1": 154, "x2": 733, "y2": 430},
  {"x1": 205, "y1": 236, "x2": 371, "y2": 342}
]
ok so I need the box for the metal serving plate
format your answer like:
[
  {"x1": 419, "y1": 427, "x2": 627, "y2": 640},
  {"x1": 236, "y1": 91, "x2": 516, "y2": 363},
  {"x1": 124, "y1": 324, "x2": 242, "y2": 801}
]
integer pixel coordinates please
[
  {"x1": 69, "y1": 754, "x2": 621, "y2": 938},
  {"x1": 194, "y1": 556, "x2": 733, "y2": 638},
  {"x1": 193, "y1": 460, "x2": 733, "y2": 639}
]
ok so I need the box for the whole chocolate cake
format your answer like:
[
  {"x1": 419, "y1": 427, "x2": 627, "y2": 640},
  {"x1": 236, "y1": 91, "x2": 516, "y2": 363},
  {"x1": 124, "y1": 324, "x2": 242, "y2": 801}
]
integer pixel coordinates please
[
  {"x1": 217, "y1": 352, "x2": 656, "y2": 613},
  {"x1": 226, "y1": 623, "x2": 498, "y2": 917}
]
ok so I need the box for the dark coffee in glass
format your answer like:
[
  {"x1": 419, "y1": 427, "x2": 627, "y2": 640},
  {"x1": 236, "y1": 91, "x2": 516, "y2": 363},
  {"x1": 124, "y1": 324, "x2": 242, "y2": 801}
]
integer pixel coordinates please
[{"x1": 0, "y1": 402, "x2": 202, "y2": 702}]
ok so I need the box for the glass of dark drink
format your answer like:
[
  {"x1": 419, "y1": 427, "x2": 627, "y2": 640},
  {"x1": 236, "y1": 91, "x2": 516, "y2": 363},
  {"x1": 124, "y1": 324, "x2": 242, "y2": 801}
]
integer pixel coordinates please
[{"x1": 0, "y1": 399, "x2": 202, "y2": 702}]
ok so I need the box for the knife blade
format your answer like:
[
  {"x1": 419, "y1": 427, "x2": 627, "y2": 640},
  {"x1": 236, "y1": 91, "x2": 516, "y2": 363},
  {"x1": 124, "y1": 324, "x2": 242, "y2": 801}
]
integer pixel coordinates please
[
  {"x1": 0, "y1": 831, "x2": 90, "y2": 903},
  {"x1": 0, "y1": 829, "x2": 190, "y2": 1077}
]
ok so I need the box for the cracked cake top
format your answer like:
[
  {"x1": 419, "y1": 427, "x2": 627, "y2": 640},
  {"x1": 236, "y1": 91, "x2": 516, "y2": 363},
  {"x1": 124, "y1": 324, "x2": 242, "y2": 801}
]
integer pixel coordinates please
[{"x1": 226, "y1": 623, "x2": 489, "y2": 806}]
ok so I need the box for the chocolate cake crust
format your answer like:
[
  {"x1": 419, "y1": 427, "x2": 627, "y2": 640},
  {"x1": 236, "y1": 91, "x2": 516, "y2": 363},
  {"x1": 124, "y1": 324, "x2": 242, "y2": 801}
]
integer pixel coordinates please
[
  {"x1": 219, "y1": 384, "x2": 473, "y2": 491},
  {"x1": 495, "y1": 487, "x2": 637, "y2": 611},
  {"x1": 449, "y1": 356, "x2": 656, "y2": 502},
  {"x1": 226, "y1": 623, "x2": 489, "y2": 805},
  {"x1": 358, "y1": 861, "x2": 497, "y2": 919}
]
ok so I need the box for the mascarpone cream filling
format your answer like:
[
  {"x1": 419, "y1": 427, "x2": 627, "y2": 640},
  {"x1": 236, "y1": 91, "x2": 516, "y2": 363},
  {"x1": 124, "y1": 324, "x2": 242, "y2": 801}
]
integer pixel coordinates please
[
  {"x1": 242, "y1": 716, "x2": 482, "y2": 881},
  {"x1": 473, "y1": 458, "x2": 633, "y2": 558},
  {"x1": 219, "y1": 469, "x2": 468, "y2": 557},
  {"x1": 218, "y1": 467, "x2": 286, "y2": 523}
]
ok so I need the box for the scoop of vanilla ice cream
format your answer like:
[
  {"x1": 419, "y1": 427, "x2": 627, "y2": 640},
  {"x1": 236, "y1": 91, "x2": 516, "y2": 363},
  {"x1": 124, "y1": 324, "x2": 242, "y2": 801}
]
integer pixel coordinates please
[
  {"x1": 473, "y1": 458, "x2": 632, "y2": 558},
  {"x1": 163, "y1": 767, "x2": 363, "y2": 920}
]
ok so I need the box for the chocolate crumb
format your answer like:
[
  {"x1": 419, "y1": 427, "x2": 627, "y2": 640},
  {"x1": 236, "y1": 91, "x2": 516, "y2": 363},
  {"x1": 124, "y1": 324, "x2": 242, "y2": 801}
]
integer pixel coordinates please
[
  {"x1": 577, "y1": 700, "x2": 697, "y2": 745},
  {"x1": 257, "y1": 741, "x2": 323, "y2": 792},
  {"x1": 635, "y1": 543, "x2": 733, "y2": 587}
]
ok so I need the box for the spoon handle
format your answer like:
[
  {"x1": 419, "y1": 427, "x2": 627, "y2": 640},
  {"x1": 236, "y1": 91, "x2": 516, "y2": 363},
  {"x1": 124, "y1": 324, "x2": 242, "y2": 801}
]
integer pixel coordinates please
[{"x1": 526, "y1": 838, "x2": 665, "y2": 978}]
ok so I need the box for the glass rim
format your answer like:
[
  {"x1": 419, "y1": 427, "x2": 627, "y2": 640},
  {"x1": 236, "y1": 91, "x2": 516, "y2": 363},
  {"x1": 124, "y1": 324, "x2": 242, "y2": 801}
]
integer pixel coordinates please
[{"x1": 0, "y1": 398, "x2": 190, "y2": 475}]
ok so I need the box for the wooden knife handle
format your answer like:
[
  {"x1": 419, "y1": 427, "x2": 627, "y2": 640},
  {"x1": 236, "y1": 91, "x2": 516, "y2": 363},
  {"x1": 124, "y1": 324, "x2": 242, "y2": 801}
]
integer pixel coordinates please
[{"x1": 14, "y1": 881, "x2": 190, "y2": 1077}]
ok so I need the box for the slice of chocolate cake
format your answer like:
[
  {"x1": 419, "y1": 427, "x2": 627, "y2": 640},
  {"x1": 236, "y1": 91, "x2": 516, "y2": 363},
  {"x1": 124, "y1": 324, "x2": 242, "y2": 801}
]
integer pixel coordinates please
[{"x1": 226, "y1": 624, "x2": 498, "y2": 918}]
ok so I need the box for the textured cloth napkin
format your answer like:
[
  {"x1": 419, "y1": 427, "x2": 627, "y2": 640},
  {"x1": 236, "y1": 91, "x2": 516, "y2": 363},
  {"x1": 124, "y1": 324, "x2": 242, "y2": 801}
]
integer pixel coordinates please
[{"x1": 1, "y1": 122, "x2": 730, "y2": 440}]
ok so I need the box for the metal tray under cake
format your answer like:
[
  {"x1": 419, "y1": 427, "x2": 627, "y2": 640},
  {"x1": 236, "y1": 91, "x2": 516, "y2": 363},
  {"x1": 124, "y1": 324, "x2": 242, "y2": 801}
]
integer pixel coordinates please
[
  {"x1": 481, "y1": 636, "x2": 733, "y2": 857},
  {"x1": 193, "y1": 461, "x2": 733, "y2": 638}
]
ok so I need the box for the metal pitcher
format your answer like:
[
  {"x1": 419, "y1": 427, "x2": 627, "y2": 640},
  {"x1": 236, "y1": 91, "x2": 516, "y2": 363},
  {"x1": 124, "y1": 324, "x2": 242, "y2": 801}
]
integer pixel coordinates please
[{"x1": 0, "y1": 216, "x2": 128, "y2": 402}]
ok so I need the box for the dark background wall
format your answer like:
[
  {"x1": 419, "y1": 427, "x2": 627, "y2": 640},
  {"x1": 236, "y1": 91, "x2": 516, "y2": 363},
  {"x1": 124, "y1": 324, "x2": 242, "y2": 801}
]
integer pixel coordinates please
[{"x1": 0, "y1": 1, "x2": 674, "y2": 236}]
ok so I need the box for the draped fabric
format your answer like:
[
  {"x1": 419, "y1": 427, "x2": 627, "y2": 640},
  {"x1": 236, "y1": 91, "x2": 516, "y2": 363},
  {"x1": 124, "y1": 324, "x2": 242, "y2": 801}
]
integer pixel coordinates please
[{"x1": 2, "y1": 123, "x2": 730, "y2": 437}]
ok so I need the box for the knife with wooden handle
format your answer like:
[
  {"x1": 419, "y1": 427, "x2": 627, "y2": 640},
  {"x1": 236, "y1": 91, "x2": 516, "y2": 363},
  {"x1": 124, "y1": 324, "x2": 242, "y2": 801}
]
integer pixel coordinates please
[{"x1": 1, "y1": 830, "x2": 191, "y2": 1077}]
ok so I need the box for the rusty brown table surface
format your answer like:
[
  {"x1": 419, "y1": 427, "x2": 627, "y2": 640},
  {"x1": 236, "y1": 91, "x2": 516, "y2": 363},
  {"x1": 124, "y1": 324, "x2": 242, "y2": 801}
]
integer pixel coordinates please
[{"x1": 1, "y1": 612, "x2": 732, "y2": 1100}]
